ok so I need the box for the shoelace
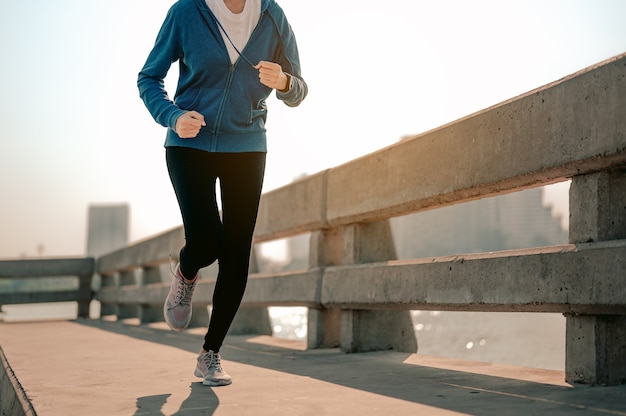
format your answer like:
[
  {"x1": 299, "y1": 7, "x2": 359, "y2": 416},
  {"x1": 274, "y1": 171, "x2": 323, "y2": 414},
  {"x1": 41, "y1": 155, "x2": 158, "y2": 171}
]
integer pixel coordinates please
[
  {"x1": 175, "y1": 278, "x2": 195, "y2": 306},
  {"x1": 201, "y1": 351, "x2": 223, "y2": 372}
]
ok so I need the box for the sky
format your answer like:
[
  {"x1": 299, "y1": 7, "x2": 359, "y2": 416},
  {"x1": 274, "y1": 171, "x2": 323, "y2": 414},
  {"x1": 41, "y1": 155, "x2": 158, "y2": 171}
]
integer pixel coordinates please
[{"x1": 1, "y1": 0, "x2": 625, "y2": 259}]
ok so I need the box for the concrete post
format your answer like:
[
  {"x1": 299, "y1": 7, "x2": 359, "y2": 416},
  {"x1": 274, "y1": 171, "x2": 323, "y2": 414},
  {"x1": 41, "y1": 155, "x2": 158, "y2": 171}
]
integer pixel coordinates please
[
  {"x1": 337, "y1": 221, "x2": 417, "y2": 353},
  {"x1": 140, "y1": 266, "x2": 164, "y2": 324},
  {"x1": 77, "y1": 274, "x2": 93, "y2": 318},
  {"x1": 189, "y1": 306, "x2": 212, "y2": 329},
  {"x1": 86, "y1": 204, "x2": 129, "y2": 319},
  {"x1": 307, "y1": 230, "x2": 341, "y2": 349},
  {"x1": 569, "y1": 170, "x2": 626, "y2": 243},
  {"x1": 227, "y1": 306, "x2": 272, "y2": 335},
  {"x1": 340, "y1": 309, "x2": 418, "y2": 353},
  {"x1": 99, "y1": 273, "x2": 118, "y2": 317},
  {"x1": 307, "y1": 307, "x2": 341, "y2": 349},
  {"x1": 117, "y1": 270, "x2": 138, "y2": 320},
  {"x1": 566, "y1": 170, "x2": 626, "y2": 385},
  {"x1": 565, "y1": 314, "x2": 626, "y2": 385},
  {"x1": 308, "y1": 222, "x2": 418, "y2": 353}
]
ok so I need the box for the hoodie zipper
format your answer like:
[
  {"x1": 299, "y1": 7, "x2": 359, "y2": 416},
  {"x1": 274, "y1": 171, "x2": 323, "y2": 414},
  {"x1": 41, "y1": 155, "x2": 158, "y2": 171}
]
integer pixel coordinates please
[
  {"x1": 211, "y1": 11, "x2": 266, "y2": 146},
  {"x1": 211, "y1": 66, "x2": 235, "y2": 146}
]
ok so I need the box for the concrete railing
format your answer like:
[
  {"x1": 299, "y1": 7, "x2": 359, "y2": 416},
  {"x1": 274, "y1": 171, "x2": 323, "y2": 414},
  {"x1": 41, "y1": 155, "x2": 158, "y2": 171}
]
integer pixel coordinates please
[
  {"x1": 0, "y1": 258, "x2": 95, "y2": 318},
  {"x1": 21, "y1": 52, "x2": 626, "y2": 385}
]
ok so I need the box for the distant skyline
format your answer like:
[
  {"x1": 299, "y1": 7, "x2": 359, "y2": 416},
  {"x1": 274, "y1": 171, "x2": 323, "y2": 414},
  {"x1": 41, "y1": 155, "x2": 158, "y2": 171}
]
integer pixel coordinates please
[{"x1": 1, "y1": 0, "x2": 625, "y2": 258}]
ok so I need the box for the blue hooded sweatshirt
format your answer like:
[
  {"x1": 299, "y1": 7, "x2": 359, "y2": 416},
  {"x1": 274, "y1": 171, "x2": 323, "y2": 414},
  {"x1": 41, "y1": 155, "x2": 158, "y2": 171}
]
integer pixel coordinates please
[{"x1": 138, "y1": 0, "x2": 307, "y2": 153}]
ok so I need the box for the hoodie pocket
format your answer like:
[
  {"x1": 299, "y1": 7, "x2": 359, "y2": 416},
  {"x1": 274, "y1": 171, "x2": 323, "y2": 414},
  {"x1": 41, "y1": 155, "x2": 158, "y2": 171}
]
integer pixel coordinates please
[
  {"x1": 223, "y1": 91, "x2": 255, "y2": 131},
  {"x1": 175, "y1": 88, "x2": 221, "y2": 133}
]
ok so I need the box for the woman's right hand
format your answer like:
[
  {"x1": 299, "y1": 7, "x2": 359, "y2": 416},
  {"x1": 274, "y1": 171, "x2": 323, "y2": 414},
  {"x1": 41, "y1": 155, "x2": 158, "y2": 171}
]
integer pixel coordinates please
[{"x1": 175, "y1": 111, "x2": 206, "y2": 138}]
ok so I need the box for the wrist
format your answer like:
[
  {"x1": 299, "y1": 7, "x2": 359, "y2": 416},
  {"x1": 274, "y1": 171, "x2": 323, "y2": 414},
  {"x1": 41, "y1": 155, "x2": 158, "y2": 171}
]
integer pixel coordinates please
[{"x1": 280, "y1": 73, "x2": 292, "y2": 92}]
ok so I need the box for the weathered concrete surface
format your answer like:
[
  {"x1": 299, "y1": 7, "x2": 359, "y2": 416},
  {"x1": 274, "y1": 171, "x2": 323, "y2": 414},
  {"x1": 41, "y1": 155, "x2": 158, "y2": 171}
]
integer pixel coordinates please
[
  {"x1": 566, "y1": 314, "x2": 626, "y2": 385},
  {"x1": 255, "y1": 170, "x2": 327, "y2": 243},
  {"x1": 2, "y1": 319, "x2": 626, "y2": 416},
  {"x1": 0, "y1": 346, "x2": 36, "y2": 416},
  {"x1": 570, "y1": 170, "x2": 626, "y2": 243},
  {"x1": 95, "y1": 240, "x2": 626, "y2": 317},
  {"x1": 0, "y1": 258, "x2": 94, "y2": 278},
  {"x1": 0, "y1": 258, "x2": 95, "y2": 317},
  {"x1": 320, "y1": 241, "x2": 626, "y2": 314},
  {"x1": 324, "y1": 53, "x2": 626, "y2": 227},
  {"x1": 97, "y1": 226, "x2": 184, "y2": 275},
  {"x1": 564, "y1": 169, "x2": 626, "y2": 385},
  {"x1": 96, "y1": 269, "x2": 322, "y2": 308}
]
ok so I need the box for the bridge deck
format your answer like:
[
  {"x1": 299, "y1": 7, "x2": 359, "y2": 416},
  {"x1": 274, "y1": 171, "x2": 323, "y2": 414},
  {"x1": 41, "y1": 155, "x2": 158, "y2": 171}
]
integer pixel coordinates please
[{"x1": 1, "y1": 319, "x2": 625, "y2": 416}]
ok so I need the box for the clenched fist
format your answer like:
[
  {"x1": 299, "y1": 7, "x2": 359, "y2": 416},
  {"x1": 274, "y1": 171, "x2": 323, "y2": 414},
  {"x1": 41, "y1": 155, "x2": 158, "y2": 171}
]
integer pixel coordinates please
[
  {"x1": 175, "y1": 111, "x2": 206, "y2": 138},
  {"x1": 254, "y1": 61, "x2": 290, "y2": 91}
]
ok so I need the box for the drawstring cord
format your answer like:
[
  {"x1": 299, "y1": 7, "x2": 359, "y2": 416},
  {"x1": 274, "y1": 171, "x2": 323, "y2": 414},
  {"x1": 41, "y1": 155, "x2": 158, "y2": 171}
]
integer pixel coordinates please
[{"x1": 213, "y1": 16, "x2": 256, "y2": 68}]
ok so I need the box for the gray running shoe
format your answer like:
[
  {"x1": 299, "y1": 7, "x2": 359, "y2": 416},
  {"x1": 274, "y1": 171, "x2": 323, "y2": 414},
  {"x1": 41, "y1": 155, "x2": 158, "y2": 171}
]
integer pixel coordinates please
[
  {"x1": 163, "y1": 263, "x2": 197, "y2": 331},
  {"x1": 194, "y1": 350, "x2": 233, "y2": 386}
]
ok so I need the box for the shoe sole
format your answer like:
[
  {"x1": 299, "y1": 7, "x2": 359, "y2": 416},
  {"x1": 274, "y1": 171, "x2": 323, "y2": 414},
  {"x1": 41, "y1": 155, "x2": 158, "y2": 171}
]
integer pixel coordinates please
[
  {"x1": 195, "y1": 368, "x2": 232, "y2": 386},
  {"x1": 202, "y1": 378, "x2": 232, "y2": 386}
]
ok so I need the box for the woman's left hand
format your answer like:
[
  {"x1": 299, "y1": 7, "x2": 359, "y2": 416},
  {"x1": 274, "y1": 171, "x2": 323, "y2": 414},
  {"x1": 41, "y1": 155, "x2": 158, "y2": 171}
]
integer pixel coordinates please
[{"x1": 254, "y1": 61, "x2": 289, "y2": 91}]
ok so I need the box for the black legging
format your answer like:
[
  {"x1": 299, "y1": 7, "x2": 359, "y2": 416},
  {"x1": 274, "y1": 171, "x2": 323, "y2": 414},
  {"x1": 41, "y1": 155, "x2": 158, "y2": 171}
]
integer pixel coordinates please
[{"x1": 166, "y1": 147, "x2": 266, "y2": 352}]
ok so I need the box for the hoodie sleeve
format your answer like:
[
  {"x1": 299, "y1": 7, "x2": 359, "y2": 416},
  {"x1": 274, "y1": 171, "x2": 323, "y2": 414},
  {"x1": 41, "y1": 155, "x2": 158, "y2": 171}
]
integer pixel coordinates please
[
  {"x1": 137, "y1": 5, "x2": 187, "y2": 130},
  {"x1": 270, "y1": 4, "x2": 308, "y2": 107}
]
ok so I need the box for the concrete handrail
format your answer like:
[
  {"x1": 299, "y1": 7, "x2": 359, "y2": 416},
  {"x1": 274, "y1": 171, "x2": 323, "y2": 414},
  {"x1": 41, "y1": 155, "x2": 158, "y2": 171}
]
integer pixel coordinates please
[
  {"x1": 95, "y1": 240, "x2": 626, "y2": 314},
  {"x1": 0, "y1": 257, "x2": 95, "y2": 318}
]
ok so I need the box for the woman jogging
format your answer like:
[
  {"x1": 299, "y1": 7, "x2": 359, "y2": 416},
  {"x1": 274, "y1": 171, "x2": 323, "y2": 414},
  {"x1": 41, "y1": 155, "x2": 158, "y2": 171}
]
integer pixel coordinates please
[{"x1": 137, "y1": 0, "x2": 307, "y2": 386}]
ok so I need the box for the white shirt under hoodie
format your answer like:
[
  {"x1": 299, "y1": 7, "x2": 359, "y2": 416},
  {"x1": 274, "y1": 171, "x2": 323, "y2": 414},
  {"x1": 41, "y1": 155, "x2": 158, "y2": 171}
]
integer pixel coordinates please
[{"x1": 206, "y1": 0, "x2": 261, "y2": 64}]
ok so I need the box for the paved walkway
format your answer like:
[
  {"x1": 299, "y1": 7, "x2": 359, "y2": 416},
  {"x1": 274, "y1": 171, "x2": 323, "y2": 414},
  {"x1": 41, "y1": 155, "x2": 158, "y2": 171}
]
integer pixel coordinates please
[{"x1": 1, "y1": 319, "x2": 626, "y2": 416}]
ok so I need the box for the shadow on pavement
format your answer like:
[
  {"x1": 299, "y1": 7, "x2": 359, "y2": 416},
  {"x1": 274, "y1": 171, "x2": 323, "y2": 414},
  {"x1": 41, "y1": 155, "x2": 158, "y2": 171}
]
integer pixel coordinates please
[
  {"x1": 133, "y1": 383, "x2": 219, "y2": 416},
  {"x1": 134, "y1": 393, "x2": 171, "y2": 416},
  {"x1": 78, "y1": 319, "x2": 626, "y2": 416}
]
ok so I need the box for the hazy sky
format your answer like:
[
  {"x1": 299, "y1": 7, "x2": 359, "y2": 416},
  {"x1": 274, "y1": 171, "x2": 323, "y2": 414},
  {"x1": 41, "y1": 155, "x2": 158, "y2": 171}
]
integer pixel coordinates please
[{"x1": 1, "y1": 0, "x2": 625, "y2": 258}]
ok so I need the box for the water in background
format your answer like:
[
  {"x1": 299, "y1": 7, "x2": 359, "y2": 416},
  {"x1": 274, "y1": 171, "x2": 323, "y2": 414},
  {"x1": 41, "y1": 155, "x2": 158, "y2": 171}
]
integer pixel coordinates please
[
  {"x1": 269, "y1": 307, "x2": 565, "y2": 371},
  {"x1": 0, "y1": 302, "x2": 565, "y2": 371}
]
